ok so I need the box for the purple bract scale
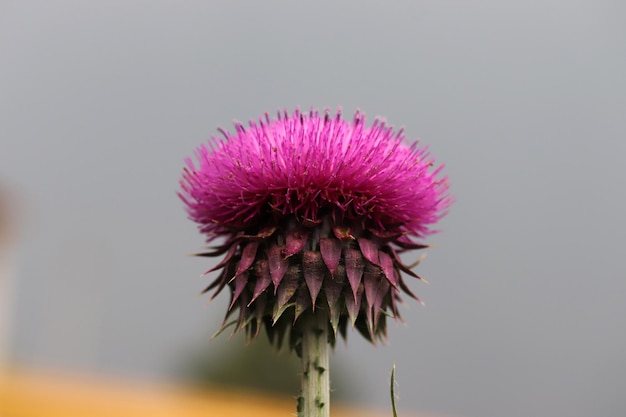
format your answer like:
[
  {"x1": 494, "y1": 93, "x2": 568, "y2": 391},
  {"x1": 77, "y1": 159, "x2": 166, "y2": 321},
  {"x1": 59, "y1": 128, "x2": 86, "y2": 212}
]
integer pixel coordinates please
[{"x1": 180, "y1": 108, "x2": 451, "y2": 348}]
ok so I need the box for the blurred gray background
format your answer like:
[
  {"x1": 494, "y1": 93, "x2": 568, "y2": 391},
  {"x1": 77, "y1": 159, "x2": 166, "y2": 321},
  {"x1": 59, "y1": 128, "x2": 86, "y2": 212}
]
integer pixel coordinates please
[{"x1": 1, "y1": 1, "x2": 625, "y2": 416}]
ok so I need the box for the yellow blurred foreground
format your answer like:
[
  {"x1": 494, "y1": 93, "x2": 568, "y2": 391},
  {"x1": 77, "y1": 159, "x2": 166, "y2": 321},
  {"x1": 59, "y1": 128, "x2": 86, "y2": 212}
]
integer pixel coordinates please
[{"x1": 0, "y1": 368, "x2": 405, "y2": 417}]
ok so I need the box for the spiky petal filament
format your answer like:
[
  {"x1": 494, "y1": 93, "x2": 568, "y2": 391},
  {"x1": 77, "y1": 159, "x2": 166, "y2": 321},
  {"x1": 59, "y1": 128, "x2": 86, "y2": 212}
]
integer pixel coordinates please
[{"x1": 180, "y1": 108, "x2": 449, "y2": 239}]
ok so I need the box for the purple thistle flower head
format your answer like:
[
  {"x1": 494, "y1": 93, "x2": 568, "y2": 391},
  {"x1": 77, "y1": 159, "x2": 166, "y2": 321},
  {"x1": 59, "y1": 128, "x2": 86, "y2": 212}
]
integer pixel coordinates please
[{"x1": 180, "y1": 108, "x2": 451, "y2": 348}]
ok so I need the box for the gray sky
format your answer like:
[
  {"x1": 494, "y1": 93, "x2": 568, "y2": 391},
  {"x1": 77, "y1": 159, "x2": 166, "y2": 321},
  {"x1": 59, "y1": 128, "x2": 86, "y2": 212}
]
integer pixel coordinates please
[{"x1": 1, "y1": 1, "x2": 625, "y2": 416}]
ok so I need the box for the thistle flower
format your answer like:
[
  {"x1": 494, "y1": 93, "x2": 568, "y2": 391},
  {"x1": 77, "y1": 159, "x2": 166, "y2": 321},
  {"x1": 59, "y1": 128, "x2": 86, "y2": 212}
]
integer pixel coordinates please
[{"x1": 180, "y1": 108, "x2": 450, "y2": 349}]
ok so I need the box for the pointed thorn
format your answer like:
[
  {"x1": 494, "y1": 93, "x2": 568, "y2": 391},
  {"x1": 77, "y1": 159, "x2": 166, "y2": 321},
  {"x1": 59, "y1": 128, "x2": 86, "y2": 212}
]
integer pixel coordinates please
[
  {"x1": 320, "y1": 237, "x2": 342, "y2": 277},
  {"x1": 378, "y1": 250, "x2": 398, "y2": 289},
  {"x1": 345, "y1": 248, "x2": 365, "y2": 302},
  {"x1": 234, "y1": 241, "x2": 259, "y2": 277},
  {"x1": 268, "y1": 245, "x2": 288, "y2": 291},
  {"x1": 201, "y1": 245, "x2": 239, "y2": 275},
  {"x1": 229, "y1": 271, "x2": 249, "y2": 310},
  {"x1": 249, "y1": 258, "x2": 272, "y2": 304},
  {"x1": 407, "y1": 253, "x2": 427, "y2": 269},
  {"x1": 303, "y1": 250, "x2": 325, "y2": 307}
]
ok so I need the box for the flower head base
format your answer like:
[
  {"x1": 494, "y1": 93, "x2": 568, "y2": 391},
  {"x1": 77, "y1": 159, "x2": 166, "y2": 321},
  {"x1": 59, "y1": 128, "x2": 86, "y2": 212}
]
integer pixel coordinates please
[{"x1": 180, "y1": 108, "x2": 450, "y2": 349}]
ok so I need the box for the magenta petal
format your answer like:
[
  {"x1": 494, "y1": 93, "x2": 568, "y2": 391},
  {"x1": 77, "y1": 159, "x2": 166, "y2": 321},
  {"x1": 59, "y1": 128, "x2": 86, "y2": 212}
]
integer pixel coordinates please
[
  {"x1": 250, "y1": 258, "x2": 272, "y2": 304},
  {"x1": 229, "y1": 271, "x2": 249, "y2": 310},
  {"x1": 378, "y1": 250, "x2": 398, "y2": 288},
  {"x1": 320, "y1": 238, "x2": 342, "y2": 277},
  {"x1": 268, "y1": 245, "x2": 288, "y2": 291},
  {"x1": 233, "y1": 241, "x2": 259, "y2": 280},
  {"x1": 345, "y1": 248, "x2": 365, "y2": 301},
  {"x1": 357, "y1": 237, "x2": 380, "y2": 266},
  {"x1": 284, "y1": 229, "x2": 310, "y2": 257},
  {"x1": 302, "y1": 250, "x2": 325, "y2": 308},
  {"x1": 181, "y1": 109, "x2": 450, "y2": 240}
]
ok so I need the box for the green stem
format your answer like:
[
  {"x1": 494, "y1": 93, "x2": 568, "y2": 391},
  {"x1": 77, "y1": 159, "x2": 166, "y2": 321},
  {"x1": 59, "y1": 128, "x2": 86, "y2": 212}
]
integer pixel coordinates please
[{"x1": 298, "y1": 311, "x2": 330, "y2": 417}]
